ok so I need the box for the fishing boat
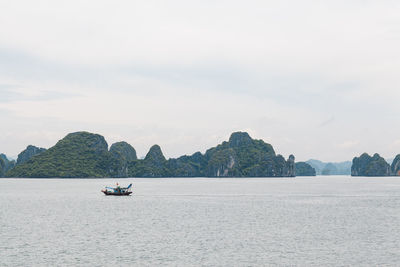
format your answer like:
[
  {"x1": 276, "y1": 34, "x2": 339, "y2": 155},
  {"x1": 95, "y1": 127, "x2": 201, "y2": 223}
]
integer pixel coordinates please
[{"x1": 101, "y1": 183, "x2": 133, "y2": 196}]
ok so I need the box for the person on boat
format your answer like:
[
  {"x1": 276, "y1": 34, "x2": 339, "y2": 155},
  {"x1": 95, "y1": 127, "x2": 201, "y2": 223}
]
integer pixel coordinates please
[{"x1": 116, "y1": 182, "x2": 121, "y2": 193}]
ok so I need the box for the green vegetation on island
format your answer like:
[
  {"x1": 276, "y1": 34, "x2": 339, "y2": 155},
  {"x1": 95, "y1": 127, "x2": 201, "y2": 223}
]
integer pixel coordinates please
[
  {"x1": 4, "y1": 131, "x2": 296, "y2": 178},
  {"x1": 0, "y1": 154, "x2": 16, "y2": 177},
  {"x1": 391, "y1": 154, "x2": 400, "y2": 176},
  {"x1": 127, "y1": 145, "x2": 170, "y2": 177},
  {"x1": 351, "y1": 153, "x2": 391, "y2": 176},
  {"x1": 108, "y1": 141, "x2": 137, "y2": 177},
  {"x1": 295, "y1": 162, "x2": 316, "y2": 176},
  {"x1": 202, "y1": 132, "x2": 295, "y2": 177},
  {"x1": 6, "y1": 131, "x2": 400, "y2": 178},
  {"x1": 16, "y1": 145, "x2": 46, "y2": 165},
  {"x1": 0, "y1": 157, "x2": 4, "y2": 177},
  {"x1": 7, "y1": 132, "x2": 112, "y2": 178}
]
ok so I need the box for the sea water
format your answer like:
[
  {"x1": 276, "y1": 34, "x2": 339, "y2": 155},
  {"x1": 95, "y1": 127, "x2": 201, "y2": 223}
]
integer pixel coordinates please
[{"x1": 1, "y1": 176, "x2": 400, "y2": 266}]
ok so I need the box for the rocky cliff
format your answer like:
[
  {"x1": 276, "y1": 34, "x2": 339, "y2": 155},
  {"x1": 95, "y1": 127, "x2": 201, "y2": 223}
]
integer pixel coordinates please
[
  {"x1": 285, "y1": 155, "x2": 296, "y2": 177},
  {"x1": 0, "y1": 154, "x2": 16, "y2": 175},
  {"x1": 110, "y1": 142, "x2": 137, "y2": 161},
  {"x1": 351, "y1": 153, "x2": 391, "y2": 176},
  {"x1": 0, "y1": 154, "x2": 7, "y2": 163},
  {"x1": 166, "y1": 152, "x2": 205, "y2": 177},
  {"x1": 202, "y1": 132, "x2": 295, "y2": 177},
  {"x1": 16, "y1": 145, "x2": 47, "y2": 165},
  {"x1": 391, "y1": 154, "x2": 400, "y2": 176},
  {"x1": 0, "y1": 157, "x2": 4, "y2": 177},
  {"x1": 109, "y1": 141, "x2": 137, "y2": 177},
  {"x1": 128, "y1": 145, "x2": 169, "y2": 177}
]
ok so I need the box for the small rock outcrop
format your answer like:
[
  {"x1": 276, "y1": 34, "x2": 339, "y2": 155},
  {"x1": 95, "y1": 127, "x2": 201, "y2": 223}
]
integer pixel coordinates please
[
  {"x1": 110, "y1": 142, "x2": 137, "y2": 162},
  {"x1": 284, "y1": 155, "x2": 296, "y2": 177},
  {"x1": 295, "y1": 162, "x2": 316, "y2": 176},
  {"x1": 128, "y1": 145, "x2": 168, "y2": 177},
  {"x1": 145, "y1": 145, "x2": 166, "y2": 165},
  {"x1": 228, "y1": 132, "x2": 253, "y2": 147},
  {"x1": 109, "y1": 141, "x2": 137, "y2": 177},
  {"x1": 16, "y1": 145, "x2": 46, "y2": 165},
  {"x1": 351, "y1": 153, "x2": 391, "y2": 176}
]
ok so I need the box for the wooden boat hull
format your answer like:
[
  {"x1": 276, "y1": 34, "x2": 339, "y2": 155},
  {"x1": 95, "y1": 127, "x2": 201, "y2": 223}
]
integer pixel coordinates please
[{"x1": 101, "y1": 190, "x2": 132, "y2": 196}]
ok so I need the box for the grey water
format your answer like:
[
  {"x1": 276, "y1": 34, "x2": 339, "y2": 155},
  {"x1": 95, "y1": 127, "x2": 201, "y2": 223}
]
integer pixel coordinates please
[{"x1": 1, "y1": 176, "x2": 400, "y2": 266}]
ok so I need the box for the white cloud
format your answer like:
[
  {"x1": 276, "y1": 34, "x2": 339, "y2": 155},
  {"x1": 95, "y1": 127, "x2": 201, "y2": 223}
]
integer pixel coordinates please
[
  {"x1": 1, "y1": 0, "x2": 400, "y2": 161},
  {"x1": 338, "y1": 141, "x2": 360, "y2": 149},
  {"x1": 393, "y1": 140, "x2": 400, "y2": 147}
]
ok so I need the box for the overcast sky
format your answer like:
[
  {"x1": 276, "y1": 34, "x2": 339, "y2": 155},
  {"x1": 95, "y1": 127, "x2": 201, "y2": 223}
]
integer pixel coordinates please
[{"x1": 1, "y1": 0, "x2": 400, "y2": 161}]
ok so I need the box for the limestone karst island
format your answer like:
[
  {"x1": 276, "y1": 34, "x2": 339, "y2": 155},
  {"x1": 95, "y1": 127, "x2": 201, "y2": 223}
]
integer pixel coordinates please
[
  {"x1": 1, "y1": 131, "x2": 305, "y2": 178},
  {"x1": 2, "y1": 131, "x2": 400, "y2": 178}
]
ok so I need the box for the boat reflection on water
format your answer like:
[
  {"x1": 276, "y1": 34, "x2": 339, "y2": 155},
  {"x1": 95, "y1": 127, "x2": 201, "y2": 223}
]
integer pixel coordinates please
[{"x1": 101, "y1": 183, "x2": 133, "y2": 196}]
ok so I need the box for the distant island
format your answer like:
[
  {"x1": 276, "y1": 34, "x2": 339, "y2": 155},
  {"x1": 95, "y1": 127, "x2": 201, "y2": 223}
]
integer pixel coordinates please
[
  {"x1": 0, "y1": 153, "x2": 16, "y2": 177},
  {"x1": 295, "y1": 162, "x2": 316, "y2": 176},
  {"x1": 1, "y1": 131, "x2": 317, "y2": 178},
  {"x1": 306, "y1": 159, "x2": 352, "y2": 175},
  {"x1": 306, "y1": 155, "x2": 400, "y2": 177},
  {"x1": 3, "y1": 131, "x2": 400, "y2": 178},
  {"x1": 351, "y1": 153, "x2": 400, "y2": 176}
]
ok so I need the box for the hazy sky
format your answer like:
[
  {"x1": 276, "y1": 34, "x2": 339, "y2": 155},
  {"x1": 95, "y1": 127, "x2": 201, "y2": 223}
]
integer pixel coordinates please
[{"x1": 1, "y1": 0, "x2": 400, "y2": 161}]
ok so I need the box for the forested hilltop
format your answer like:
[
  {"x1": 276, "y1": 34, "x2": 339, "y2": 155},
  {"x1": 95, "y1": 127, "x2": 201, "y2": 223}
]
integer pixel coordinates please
[
  {"x1": 3, "y1": 131, "x2": 300, "y2": 178},
  {"x1": 305, "y1": 153, "x2": 400, "y2": 177},
  {"x1": 351, "y1": 153, "x2": 400, "y2": 176}
]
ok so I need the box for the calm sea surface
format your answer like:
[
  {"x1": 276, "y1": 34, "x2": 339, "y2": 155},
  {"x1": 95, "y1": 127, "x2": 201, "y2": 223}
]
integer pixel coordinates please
[{"x1": 1, "y1": 176, "x2": 400, "y2": 266}]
